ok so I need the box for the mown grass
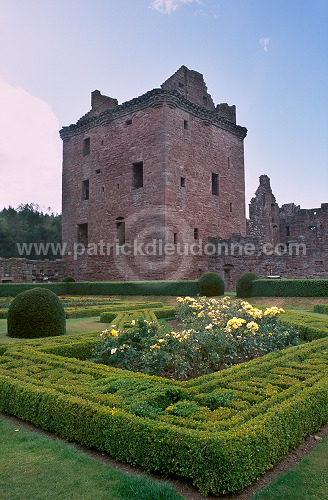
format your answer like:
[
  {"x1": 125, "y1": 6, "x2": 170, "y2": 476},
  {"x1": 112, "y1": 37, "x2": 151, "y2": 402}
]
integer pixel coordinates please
[
  {"x1": 252, "y1": 435, "x2": 328, "y2": 500},
  {"x1": 0, "y1": 414, "x2": 183, "y2": 500},
  {"x1": 0, "y1": 317, "x2": 103, "y2": 343}
]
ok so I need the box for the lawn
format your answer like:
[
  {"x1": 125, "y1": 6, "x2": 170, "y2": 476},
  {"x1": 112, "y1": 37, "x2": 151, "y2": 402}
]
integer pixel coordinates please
[
  {"x1": 253, "y1": 435, "x2": 328, "y2": 500},
  {"x1": 0, "y1": 414, "x2": 183, "y2": 500}
]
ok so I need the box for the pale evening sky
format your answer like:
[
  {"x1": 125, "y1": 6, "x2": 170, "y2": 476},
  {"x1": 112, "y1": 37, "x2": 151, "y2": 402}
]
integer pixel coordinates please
[{"x1": 0, "y1": 0, "x2": 327, "y2": 214}]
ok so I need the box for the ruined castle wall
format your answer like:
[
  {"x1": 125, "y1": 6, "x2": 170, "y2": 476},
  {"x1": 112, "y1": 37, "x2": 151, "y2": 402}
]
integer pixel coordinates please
[{"x1": 0, "y1": 258, "x2": 66, "y2": 283}]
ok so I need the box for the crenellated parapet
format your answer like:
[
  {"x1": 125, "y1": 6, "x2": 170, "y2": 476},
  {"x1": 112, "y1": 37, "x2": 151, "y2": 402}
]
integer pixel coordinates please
[{"x1": 60, "y1": 83, "x2": 247, "y2": 141}]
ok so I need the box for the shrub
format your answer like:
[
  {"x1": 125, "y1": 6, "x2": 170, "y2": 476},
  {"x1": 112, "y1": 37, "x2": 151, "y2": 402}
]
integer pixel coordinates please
[
  {"x1": 7, "y1": 288, "x2": 66, "y2": 338},
  {"x1": 252, "y1": 279, "x2": 328, "y2": 297},
  {"x1": 313, "y1": 304, "x2": 328, "y2": 314},
  {"x1": 198, "y1": 272, "x2": 224, "y2": 297},
  {"x1": 236, "y1": 272, "x2": 258, "y2": 298},
  {"x1": 62, "y1": 276, "x2": 76, "y2": 282}
]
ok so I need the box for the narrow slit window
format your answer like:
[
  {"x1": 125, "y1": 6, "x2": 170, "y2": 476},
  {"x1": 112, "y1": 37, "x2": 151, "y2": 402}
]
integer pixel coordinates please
[
  {"x1": 77, "y1": 223, "x2": 88, "y2": 246},
  {"x1": 133, "y1": 162, "x2": 143, "y2": 188},
  {"x1": 180, "y1": 177, "x2": 186, "y2": 188},
  {"x1": 211, "y1": 173, "x2": 218, "y2": 195},
  {"x1": 184, "y1": 120, "x2": 188, "y2": 130},
  {"x1": 83, "y1": 137, "x2": 90, "y2": 156},
  {"x1": 116, "y1": 217, "x2": 125, "y2": 246},
  {"x1": 95, "y1": 169, "x2": 101, "y2": 174},
  {"x1": 194, "y1": 228, "x2": 199, "y2": 240},
  {"x1": 82, "y1": 180, "x2": 89, "y2": 200},
  {"x1": 229, "y1": 202, "x2": 232, "y2": 213},
  {"x1": 173, "y1": 233, "x2": 177, "y2": 244}
]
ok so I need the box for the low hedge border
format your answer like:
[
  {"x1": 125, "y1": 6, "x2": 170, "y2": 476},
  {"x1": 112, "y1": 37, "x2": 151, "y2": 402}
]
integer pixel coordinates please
[
  {"x1": 0, "y1": 280, "x2": 199, "y2": 297},
  {"x1": 0, "y1": 332, "x2": 327, "y2": 495},
  {"x1": 313, "y1": 304, "x2": 328, "y2": 314},
  {"x1": 280, "y1": 311, "x2": 328, "y2": 341},
  {"x1": 66, "y1": 301, "x2": 164, "y2": 319},
  {"x1": 252, "y1": 279, "x2": 328, "y2": 297}
]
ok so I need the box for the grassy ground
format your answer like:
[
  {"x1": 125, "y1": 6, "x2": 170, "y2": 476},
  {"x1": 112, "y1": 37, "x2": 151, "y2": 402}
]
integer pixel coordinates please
[
  {"x1": 252, "y1": 435, "x2": 328, "y2": 500},
  {"x1": 0, "y1": 414, "x2": 183, "y2": 500},
  {"x1": 0, "y1": 317, "x2": 103, "y2": 343}
]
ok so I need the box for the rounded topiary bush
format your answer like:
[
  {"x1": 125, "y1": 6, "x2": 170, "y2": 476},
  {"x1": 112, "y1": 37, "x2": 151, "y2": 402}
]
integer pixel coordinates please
[
  {"x1": 7, "y1": 287, "x2": 66, "y2": 338},
  {"x1": 62, "y1": 276, "x2": 76, "y2": 282},
  {"x1": 198, "y1": 272, "x2": 224, "y2": 297},
  {"x1": 236, "y1": 272, "x2": 258, "y2": 298}
]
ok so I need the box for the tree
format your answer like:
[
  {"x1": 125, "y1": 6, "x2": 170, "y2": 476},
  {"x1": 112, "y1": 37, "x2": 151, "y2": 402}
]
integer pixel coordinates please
[{"x1": 0, "y1": 204, "x2": 62, "y2": 260}]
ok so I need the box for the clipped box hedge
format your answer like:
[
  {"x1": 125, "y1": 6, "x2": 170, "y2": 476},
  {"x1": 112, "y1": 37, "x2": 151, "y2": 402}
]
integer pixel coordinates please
[
  {"x1": 66, "y1": 301, "x2": 164, "y2": 319},
  {"x1": 313, "y1": 304, "x2": 328, "y2": 314},
  {"x1": 0, "y1": 280, "x2": 199, "y2": 297},
  {"x1": 252, "y1": 279, "x2": 328, "y2": 297},
  {"x1": 280, "y1": 311, "x2": 328, "y2": 341},
  {"x1": 0, "y1": 333, "x2": 328, "y2": 495}
]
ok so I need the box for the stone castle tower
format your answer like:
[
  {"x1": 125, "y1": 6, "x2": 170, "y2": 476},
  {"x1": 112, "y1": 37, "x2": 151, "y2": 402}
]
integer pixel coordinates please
[{"x1": 60, "y1": 66, "x2": 247, "y2": 281}]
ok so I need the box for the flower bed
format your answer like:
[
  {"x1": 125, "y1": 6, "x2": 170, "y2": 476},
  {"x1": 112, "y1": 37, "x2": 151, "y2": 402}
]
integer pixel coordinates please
[{"x1": 93, "y1": 297, "x2": 300, "y2": 380}]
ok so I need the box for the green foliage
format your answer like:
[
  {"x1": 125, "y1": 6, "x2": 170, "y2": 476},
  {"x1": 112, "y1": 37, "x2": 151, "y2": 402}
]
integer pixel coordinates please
[
  {"x1": 93, "y1": 298, "x2": 300, "y2": 380},
  {"x1": 0, "y1": 203, "x2": 61, "y2": 260},
  {"x1": 198, "y1": 272, "x2": 224, "y2": 297},
  {"x1": 62, "y1": 276, "x2": 75, "y2": 282},
  {"x1": 0, "y1": 283, "x2": 67, "y2": 297},
  {"x1": 236, "y1": 272, "x2": 258, "y2": 298},
  {"x1": 64, "y1": 280, "x2": 199, "y2": 296},
  {"x1": 0, "y1": 280, "x2": 199, "y2": 297},
  {"x1": 313, "y1": 304, "x2": 328, "y2": 314},
  {"x1": 0, "y1": 334, "x2": 327, "y2": 495},
  {"x1": 280, "y1": 311, "x2": 328, "y2": 341},
  {"x1": 252, "y1": 279, "x2": 328, "y2": 297},
  {"x1": 7, "y1": 287, "x2": 66, "y2": 338}
]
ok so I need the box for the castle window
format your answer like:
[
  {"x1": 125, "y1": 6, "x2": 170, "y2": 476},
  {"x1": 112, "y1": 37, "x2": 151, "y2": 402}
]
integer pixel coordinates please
[
  {"x1": 82, "y1": 180, "x2": 89, "y2": 200},
  {"x1": 173, "y1": 233, "x2": 177, "y2": 244},
  {"x1": 229, "y1": 202, "x2": 232, "y2": 213},
  {"x1": 116, "y1": 217, "x2": 125, "y2": 246},
  {"x1": 227, "y1": 157, "x2": 230, "y2": 169},
  {"x1": 211, "y1": 173, "x2": 218, "y2": 195},
  {"x1": 126, "y1": 119, "x2": 132, "y2": 125},
  {"x1": 101, "y1": 186, "x2": 105, "y2": 192},
  {"x1": 83, "y1": 137, "x2": 90, "y2": 156},
  {"x1": 286, "y1": 225, "x2": 290, "y2": 236},
  {"x1": 194, "y1": 228, "x2": 199, "y2": 240},
  {"x1": 133, "y1": 162, "x2": 143, "y2": 188},
  {"x1": 184, "y1": 120, "x2": 188, "y2": 130},
  {"x1": 95, "y1": 169, "x2": 101, "y2": 174},
  {"x1": 77, "y1": 223, "x2": 88, "y2": 246},
  {"x1": 180, "y1": 177, "x2": 186, "y2": 188}
]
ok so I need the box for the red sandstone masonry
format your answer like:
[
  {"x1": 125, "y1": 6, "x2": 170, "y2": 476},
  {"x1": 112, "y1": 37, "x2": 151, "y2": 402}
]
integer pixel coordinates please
[{"x1": 60, "y1": 66, "x2": 247, "y2": 281}]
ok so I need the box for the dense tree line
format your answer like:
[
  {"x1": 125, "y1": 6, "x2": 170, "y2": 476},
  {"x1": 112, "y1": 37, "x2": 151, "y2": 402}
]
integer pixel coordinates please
[{"x1": 0, "y1": 204, "x2": 61, "y2": 260}]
